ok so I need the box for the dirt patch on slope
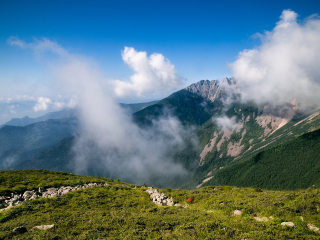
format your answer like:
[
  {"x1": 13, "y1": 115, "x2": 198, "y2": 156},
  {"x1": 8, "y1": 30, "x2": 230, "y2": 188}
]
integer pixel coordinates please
[
  {"x1": 227, "y1": 129, "x2": 247, "y2": 157},
  {"x1": 199, "y1": 131, "x2": 219, "y2": 165}
]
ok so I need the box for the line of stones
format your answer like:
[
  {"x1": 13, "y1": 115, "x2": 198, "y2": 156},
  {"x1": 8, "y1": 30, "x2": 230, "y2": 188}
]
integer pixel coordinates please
[
  {"x1": 146, "y1": 187, "x2": 180, "y2": 206},
  {"x1": 0, "y1": 182, "x2": 111, "y2": 212}
]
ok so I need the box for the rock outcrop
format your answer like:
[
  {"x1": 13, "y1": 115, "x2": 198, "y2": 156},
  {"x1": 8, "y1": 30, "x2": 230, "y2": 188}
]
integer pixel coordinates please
[
  {"x1": 31, "y1": 224, "x2": 55, "y2": 231},
  {"x1": 281, "y1": 222, "x2": 295, "y2": 227},
  {"x1": 254, "y1": 217, "x2": 269, "y2": 222},
  {"x1": 233, "y1": 210, "x2": 242, "y2": 216},
  {"x1": 308, "y1": 223, "x2": 320, "y2": 233}
]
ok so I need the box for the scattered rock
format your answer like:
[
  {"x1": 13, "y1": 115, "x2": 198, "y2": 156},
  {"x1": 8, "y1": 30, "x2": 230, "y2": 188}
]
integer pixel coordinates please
[
  {"x1": 23, "y1": 191, "x2": 34, "y2": 200},
  {"x1": 31, "y1": 224, "x2": 55, "y2": 231},
  {"x1": 308, "y1": 223, "x2": 320, "y2": 233},
  {"x1": 13, "y1": 226, "x2": 27, "y2": 233},
  {"x1": 254, "y1": 217, "x2": 269, "y2": 222},
  {"x1": 234, "y1": 210, "x2": 242, "y2": 216},
  {"x1": 281, "y1": 222, "x2": 295, "y2": 227},
  {"x1": 29, "y1": 191, "x2": 41, "y2": 200},
  {"x1": 38, "y1": 187, "x2": 44, "y2": 193}
]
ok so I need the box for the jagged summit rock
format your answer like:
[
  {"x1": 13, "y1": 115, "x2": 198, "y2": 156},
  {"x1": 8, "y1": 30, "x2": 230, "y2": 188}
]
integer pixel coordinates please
[
  {"x1": 222, "y1": 77, "x2": 236, "y2": 85},
  {"x1": 184, "y1": 77, "x2": 235, "y2": 102},
  {"x1": 185, "y1": 79, "x2": 221, "y2": 102}
]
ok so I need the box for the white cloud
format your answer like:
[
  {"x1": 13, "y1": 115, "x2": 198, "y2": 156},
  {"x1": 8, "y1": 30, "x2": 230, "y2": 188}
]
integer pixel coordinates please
[
  {"x1": 0, "y1": 95, "x2": 36, "y2": 103},
  {"x1": 230, "y1": 10, "x2": 320, "y2": 108},
  {"x1": 214, "y1": 115, "x2": 240, "y2": 132},
  {"x1": 33, "y1": 97, "x2": 52, "y2": 112},
  {"x1": 113, "y1": 47, "x2": 182, "y2": 98},
  {"x1": 53, "y1": 96, "x2": 78, "y2": 110},
  {"x1": 7, "y1": 37, "x2": 26, "y2": 48},
  {"x1": 8, "y1": 36, "x2": 68, "y2": 58}
]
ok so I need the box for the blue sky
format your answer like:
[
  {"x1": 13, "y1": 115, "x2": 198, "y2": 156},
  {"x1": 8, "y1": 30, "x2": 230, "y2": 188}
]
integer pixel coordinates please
[{"x1": 0, "y1": 0, "x2": 319, "y2": 122}]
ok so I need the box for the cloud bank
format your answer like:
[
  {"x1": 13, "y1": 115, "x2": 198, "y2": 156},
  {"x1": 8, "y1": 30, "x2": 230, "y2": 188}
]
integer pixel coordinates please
[
  {"x1": 113, "y1": 47, "x2": 182, "y2": 98},
  {"x1": 214, "y1": 115, "x2": 240, "y2": 132},
  {"x1": 33, "y1": 96, "x2": 77, "y2": 112},
  {"x1": 231, "y1": 10, "x2": 320, "y2": 108},
  {"x1": 54, "y1": 53, "x2": 192, "y2": 186}
]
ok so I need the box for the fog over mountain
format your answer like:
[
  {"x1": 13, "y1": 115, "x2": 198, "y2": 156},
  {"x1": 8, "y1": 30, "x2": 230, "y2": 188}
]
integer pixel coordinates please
[
  {"x1": 55, "y1": 55, "x2": 195, "y2": 185},
  {"x1": 7, "y1": 37, "x2": 196, "y2": 185},
  {"x1": 230, "y1": 10, "x2": 320, "y2": 108}
]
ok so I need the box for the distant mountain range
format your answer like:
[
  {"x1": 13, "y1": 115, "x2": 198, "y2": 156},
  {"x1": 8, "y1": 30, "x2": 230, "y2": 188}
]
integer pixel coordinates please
[
  {"x1": 4, "y1": 78, "x2": 320, "y2": 190},
  {"x1": 0, "y1": 101, "x2": 159, "y2": 128},
  {"x1": 0, "y1": 101, "x2": 158, "y2": 171},
  {"x1": 0, "y1": 118, "x2": 78, "y2": 170}
]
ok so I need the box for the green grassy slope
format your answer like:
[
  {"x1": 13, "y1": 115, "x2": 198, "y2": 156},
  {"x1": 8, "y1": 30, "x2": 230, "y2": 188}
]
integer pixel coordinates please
[
  {"x1": 203, "y1": 128, "x2": 320, "y2": 190},
  {"x1": 0, "y1": 170, "x2": 320, "y2": 239}
]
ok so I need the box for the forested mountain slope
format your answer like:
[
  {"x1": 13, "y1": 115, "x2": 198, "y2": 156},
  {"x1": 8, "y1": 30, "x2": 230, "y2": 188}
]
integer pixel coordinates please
[
  {"x1": 193, "y1": 103, "x2": 320, "y2": 188},
  {"x1": 202, "y1": 127, "x2": 320, "y2": 190}
]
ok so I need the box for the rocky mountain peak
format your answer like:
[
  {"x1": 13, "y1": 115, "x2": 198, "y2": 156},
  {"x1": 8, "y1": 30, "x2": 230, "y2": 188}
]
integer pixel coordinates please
[
  {"x1": 184, "y1": 77, "x2": 235, "y2": 102},
  {"x1": 222, "y1": 77, "x2": 236, "y2": 85}
]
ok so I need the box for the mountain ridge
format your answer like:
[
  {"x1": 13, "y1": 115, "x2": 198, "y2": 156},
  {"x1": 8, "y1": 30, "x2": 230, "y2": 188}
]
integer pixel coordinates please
[{"x1": 6, "y1": 78, "x2": 320, "y2": 191}]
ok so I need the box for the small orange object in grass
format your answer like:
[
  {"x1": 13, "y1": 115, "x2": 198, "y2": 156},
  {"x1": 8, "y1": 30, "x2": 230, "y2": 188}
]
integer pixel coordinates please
[{"x1": 187, "y1": 197, "x2": 194, "y2": 203}]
